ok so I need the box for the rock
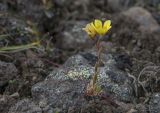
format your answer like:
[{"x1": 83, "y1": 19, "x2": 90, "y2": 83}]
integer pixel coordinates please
[
  {"x1": 135, "y1": 104, "x2": 147, "y2": 113},
  {"x1": 0, "y1": 2, "x2": 8, "y2": 12},
  {"x1": 63, "y1": 54, "x2": 90, "y2": 68},
  {"x1": 42, "y1": 52, "x2": 134, "y2": 103},
  {"x1": 56, "y1": 21, "x2": 94, "y2": 50},
  {"x1": 6, "y1": 0, "x2": 46, "y2": 21},
  {"x1": 31, "y1": 51, "x2": 134, "y2": 112},
  {"x1": 47, "y1": 65, "x2": 94, "y2": 81},
  {"x1": 0, "y1": 61, "x2": 17, "y2": 91},
  {"x1": 32, "y1": 79, "x2": 87, "y2": 113},
  {"x1": 3, "y1": 50, "x2": 47, "y2": 96},
  {"x1": 9, "y1": 99, "x2": 42, "y2": 113},
  {"x1": 32, "y1": 79, "x2": 126, "y2": 113},
  {"x1": 21, "y1": 50, "x2": 46, "y2": 78},
  {"x1": 63, "y1": 51, "x2": 113, "y2": 67},
  {"x1": 107, "y1": 0, "x2": 136, "y2": 12},
  {"x1": 0, "y1": 94, "x2": 18, "y2": 113},
  {"x1": 123, "y1": 7, "x2": 160, "y2": 32},
  {"x1": 26, "y1": 48, "x2": 135, "y2": 112},
  {"x1": 0, "y1": 14, "x2": 36, "y2": 47},
  {"x1": 149, "y1": 93, "x2": 160, "y2": 113}
]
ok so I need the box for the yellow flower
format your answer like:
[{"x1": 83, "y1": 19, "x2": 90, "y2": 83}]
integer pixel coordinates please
[
  {"x1": 83, "y1": 19, "x2": 112, "y2": 38},
  {"x1": 92, "y1": 19, "x2": 111, "y2": 36}
]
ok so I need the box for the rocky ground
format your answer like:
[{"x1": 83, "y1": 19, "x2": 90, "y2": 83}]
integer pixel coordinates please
[{"x1": 0, "y1": 0, "x2": 160, "y2": 113}]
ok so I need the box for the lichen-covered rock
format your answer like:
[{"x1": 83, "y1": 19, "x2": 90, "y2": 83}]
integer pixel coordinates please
[
  {"x1": 149, "y1": 93, "x2": 160, "y2": 113},
  {"x1": 0, "y1": 61, "x2": 17, "y2": 89},
  {"x1": 32, "y1": 79, "x2": 87, "y2": 113},
  {"x1": 123, "y1": 7, "x2": 160, "y2": 32},
  {"x1": 47, "y1": 65, "x2": 94, "y2": 81},
  {"x1": 32, "y1": 79, "x2": 125, "y2": 113},
  {"x1": 8, "y1": 99, "x2": 42, "y2": 113},
  {"x1": 30, "y1": 49, "x2": 135, "y2": 112},
  {"x1": 42, "y1": 52, "x2": 134, "y2": 102}
]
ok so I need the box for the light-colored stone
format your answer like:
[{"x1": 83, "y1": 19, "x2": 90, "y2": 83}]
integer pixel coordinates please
[
  {"x1": 123, "y1": 7, "x2": 160, "y2": 32},
  {"x1": 107, "y1": 0, "x2": 135, "y2": 12}
]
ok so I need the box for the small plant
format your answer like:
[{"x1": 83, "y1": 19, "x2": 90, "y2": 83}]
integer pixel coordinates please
[
  {"x1": 0, "y1": 21, "x2": 41, "y2": 53},
  {"x1": 83, "y1": 19, "x2": 111, "y2": 96}
]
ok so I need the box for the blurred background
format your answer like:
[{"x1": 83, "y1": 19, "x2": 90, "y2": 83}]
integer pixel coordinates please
[{"x1": 0, "y1": 0, "x2": 160, "y2": 61}]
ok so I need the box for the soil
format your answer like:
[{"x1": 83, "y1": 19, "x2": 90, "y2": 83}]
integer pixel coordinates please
[{"x1": 0, "y1": 0, "x2": 160, "y2": 113}]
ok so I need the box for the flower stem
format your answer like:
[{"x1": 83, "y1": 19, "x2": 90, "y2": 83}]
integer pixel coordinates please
[
  {"x1": 92, "y1": 37, "x2": 102, "y2": 88},
  {"x1": 85, "y1": 37, "x2": 103, "y2": 96}
]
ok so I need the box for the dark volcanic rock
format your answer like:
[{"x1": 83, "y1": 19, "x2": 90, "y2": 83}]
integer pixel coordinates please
[
  {"x1": 0, "y1": 94, "x2": 18, "y2": 113},
  {"x1": 32, "y1": 79, "x2": 87, "y2": 113},
  {"x1": 0, "y1": 13, "x2": 36, "y2": 47},
  {"x1": 5, "y1": 0, "x2": 45, "y2": 21},
  {"x1": 31, "y1": 79, "x2": 126, "y2": 113},
  {"x1": 149, "y1": 93, "x2": 160, "y2": 113},
  {"x1": 8, "y1": 99, "x2": 42, "y2": 113},
  {"x1": 0, "y1": 61, "x2": 17, "y2": 93},
  {"x1": 29, "y1": 50, "x2": 135, "y2": 112},
  {"x1": 44, "y1": 51, "x2": 134, "y2": 103}
]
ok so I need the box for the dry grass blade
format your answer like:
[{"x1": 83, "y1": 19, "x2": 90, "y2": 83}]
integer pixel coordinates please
[{"x1": 0, "y1": 41, "x2": 40, "y2": 53}]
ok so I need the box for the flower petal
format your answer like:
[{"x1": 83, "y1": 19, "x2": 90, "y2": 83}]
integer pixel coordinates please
[
  {"x1": 103, "y1": 20, "x2": 111, "y2": 29},
  {"x1": 83, "y1": 23, "x2": 96, "y2": 38},
  {"x1": 94, "y1": 19, "x2": 102, "y2": 28},
  {"x1": 91, "y1": 22, "x2": 101, "y2": 34},
  {"x1": 88, "y1": 24, "x2": 95, "y2": 33},
  {"x1": 83, "y1": 24, "x2": 90, "y2": 32}
]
